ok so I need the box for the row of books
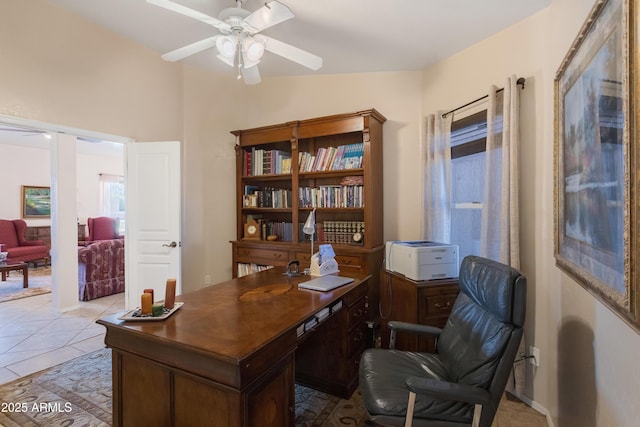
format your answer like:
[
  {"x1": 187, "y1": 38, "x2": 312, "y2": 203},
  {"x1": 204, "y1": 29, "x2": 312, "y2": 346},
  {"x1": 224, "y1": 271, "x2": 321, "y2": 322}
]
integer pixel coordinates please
[
  {"x1": 298, "y1": 185, "x2": 364, "y2": 208},
  {"x1": 242, "y1": 142, "x2": 364, "y2": 176},
  {"x1": 322, "y1": 221, "x2": 365, "y2": 244},
  {"x1": 243, "y1": 148, "x2": 292, "y2": 176},
  {"x1": 298, "y1": 142, "x2": 365, "y2": 172},
  {"x1": 237, "y1": 263, "x2": 273, "y2": 278},
  {"x1": 298, "y1": 221, "x2": 365, "y2": 244},
  {"x1": 244, "y1": 186, "x2": 292, "y2": 208},
  {"x1": 248, "y1": 219, "x2": 294, "y2": 241}
]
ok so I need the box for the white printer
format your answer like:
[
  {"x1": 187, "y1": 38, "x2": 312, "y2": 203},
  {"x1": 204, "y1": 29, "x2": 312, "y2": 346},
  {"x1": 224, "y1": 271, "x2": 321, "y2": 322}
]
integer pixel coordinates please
[{"x1": 385, "y1": 241, "x2": 459, "y2": 281}]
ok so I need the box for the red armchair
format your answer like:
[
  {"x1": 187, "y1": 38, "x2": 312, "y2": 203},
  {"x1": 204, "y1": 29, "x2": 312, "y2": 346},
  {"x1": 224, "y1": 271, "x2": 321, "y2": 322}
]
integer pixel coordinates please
[
  {"x1": 87, "y1": 217, "x2": 122, "y2": 241},
  {"x1": 0, "y1": 219, "x2": 50, "y2": 265}
]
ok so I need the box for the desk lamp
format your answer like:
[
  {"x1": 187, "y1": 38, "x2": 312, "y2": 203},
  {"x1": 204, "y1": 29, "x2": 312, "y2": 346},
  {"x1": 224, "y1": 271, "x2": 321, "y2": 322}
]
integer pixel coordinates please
[{"x1": 303, "y1": 208, "x2": 316, "y2": 262}]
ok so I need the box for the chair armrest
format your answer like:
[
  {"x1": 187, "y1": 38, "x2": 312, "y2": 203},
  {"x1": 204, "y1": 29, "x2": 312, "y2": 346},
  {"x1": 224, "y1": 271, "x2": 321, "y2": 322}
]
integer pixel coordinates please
[
  {"x1": 21, "y1": 239, "x2": 45, "y2": 247},
  {"x1": 389, "y1": 321, "x2": 443, "y2": 337},
  {"x1": 405, "y1": 376, "x2": 490, "y2": 406},
  {"x1": 388, "y1": 321, "x2": 442, "y2": 349}
]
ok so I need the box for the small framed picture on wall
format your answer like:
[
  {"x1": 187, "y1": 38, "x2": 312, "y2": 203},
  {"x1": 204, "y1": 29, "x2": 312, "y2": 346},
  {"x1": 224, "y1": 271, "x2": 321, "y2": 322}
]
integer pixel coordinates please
[{"x1": 22, "y1": 185, "x2": 51, "y2": 218}]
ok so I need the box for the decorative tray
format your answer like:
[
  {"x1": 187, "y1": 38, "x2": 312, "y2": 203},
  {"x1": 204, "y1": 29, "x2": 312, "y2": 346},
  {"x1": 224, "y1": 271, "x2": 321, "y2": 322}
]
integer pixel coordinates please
[{"x1": 118, "y1": 302, "x2": 184, "y2": 321}]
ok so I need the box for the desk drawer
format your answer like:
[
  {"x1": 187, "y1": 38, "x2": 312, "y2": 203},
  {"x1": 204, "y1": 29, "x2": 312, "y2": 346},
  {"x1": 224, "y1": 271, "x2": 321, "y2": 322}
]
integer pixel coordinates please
[
  {"x1": 424, "y1": 295, "x2": 456, "y2": 315},
  {"x1": 236, "y1": 247, "x2": 288, "y2": 266},
  {"x1": 335, "y1": 255, "x2": 361, "y2": 269},
  {"x1": 347, "y1": 298, "x2": 366, "y2": 329},
  {"x1": 295, "y1": 253, "x2": 361, "y2": 270},
  {"x1": 348, "y1": 322, "x2": 367, "y2": 356}
]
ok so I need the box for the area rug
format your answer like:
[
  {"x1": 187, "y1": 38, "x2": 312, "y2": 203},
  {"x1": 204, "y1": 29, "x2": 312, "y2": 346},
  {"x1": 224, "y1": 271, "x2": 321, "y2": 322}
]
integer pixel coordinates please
[
  {"x1": 0, "y1": 267, "x2": 51, "y2": 303},
  {"x1": 0, "y1": 348, "x2": 367, "y2": 427}
]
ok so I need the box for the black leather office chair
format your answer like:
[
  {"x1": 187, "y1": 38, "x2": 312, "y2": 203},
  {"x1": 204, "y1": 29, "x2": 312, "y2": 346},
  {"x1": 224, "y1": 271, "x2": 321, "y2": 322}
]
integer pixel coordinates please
[{"x1": 360, "y1": 255, "x2": 526, "y2": 427}]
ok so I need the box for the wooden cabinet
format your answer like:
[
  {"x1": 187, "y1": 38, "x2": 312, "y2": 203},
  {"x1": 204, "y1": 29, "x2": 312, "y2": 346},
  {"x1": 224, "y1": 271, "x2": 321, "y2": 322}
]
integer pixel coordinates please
[
  {"x1": 232, "y1": 109, "x2": 386, "y2": 321},
  {"x1": 379, "y1": 270, "x2": 459, "y2": 352},
  {"x1": 25, "y1": 224, "x2": 87, "y2": 247}
]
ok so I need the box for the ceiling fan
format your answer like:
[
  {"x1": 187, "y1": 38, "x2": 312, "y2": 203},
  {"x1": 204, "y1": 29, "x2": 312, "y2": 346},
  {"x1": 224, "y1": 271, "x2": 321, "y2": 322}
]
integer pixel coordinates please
[{"x1": 147, "y1": 0, "x2": 323, "y2": 84}]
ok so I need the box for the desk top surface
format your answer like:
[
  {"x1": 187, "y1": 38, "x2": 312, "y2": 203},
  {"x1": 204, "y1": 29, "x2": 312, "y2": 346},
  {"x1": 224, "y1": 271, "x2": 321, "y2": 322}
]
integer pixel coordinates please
[{"x1": 98, "y1": 268, "x2": 369, "y2": 363}]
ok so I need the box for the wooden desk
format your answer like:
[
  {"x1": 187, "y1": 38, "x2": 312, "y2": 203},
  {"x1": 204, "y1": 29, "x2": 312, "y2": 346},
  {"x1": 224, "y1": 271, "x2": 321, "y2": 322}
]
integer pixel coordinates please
[{"x1": 97, "y1": 268, "x2": 370, "y2": 427}]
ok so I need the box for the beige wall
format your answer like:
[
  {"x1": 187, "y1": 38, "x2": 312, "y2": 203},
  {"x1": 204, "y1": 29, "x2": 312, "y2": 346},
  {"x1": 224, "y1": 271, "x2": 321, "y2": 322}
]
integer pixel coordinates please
[
  {"x1": 3, "y1": 0, "x2": 640, "y2": 425},
  {"x1": 0, "y1": 143, "x2": 123, "y2": 225},
  {"x1": 0, "y1": 0, "x2": 183, "y2": 141},
  {"x1": 418, "y1": 1, "x2": 640, "y2": 426}
]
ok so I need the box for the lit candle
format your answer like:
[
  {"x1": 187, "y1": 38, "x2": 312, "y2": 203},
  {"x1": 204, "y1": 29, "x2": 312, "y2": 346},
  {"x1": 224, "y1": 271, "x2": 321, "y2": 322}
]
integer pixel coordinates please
[
  {"x1": 141, "y1": 293, "x2": 152, "y2": 315},
  {"x1": 164, "y1": 279, "x2": 176, "y2": 309},
  {"x1": 144, "y1": 288, "x2": 154, "y2": 303}
]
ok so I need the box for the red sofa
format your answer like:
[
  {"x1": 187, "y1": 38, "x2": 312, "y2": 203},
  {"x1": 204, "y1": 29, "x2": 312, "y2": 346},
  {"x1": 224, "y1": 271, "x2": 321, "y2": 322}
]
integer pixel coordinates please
[
  {"x1": 78, "y1": 239, "x2": 125, "y2": 301},
  {"x1": 0, "y1": 219, "x2": 50, "y2": 265}
]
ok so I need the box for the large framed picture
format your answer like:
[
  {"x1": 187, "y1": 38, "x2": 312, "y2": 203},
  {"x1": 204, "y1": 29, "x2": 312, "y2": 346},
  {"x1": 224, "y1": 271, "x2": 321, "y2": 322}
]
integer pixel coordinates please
[
  {"x1": 21, "y1": 185, "x2": 51, "y2": 218},
  {"x1": 554, "y1": 0, "x2": 638, "y2": 328}
]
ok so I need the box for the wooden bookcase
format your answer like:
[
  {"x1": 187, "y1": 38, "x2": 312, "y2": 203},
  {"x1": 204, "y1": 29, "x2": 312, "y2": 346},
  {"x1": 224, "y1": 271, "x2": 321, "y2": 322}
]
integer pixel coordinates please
[{"x1": 231, "y1": 109, "x2": 386, "y2": 321}]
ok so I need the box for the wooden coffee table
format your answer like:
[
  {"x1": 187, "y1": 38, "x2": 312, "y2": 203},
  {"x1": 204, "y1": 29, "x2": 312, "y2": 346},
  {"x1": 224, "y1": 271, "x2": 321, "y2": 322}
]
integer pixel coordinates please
[{"x1": 0, "y1": 261, "x2": 28, "y2": 288}]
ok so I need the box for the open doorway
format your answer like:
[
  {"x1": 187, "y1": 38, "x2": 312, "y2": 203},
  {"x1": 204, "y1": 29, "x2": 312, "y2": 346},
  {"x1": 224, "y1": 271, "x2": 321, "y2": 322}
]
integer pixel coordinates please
[{"x1": 0, "y1": 116, "x2": 130, "y2": 311}]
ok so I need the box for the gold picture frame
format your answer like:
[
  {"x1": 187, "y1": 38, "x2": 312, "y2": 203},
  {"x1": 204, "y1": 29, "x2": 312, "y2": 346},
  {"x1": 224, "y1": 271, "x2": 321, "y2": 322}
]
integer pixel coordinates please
[
  {"x1": 21, "y1": 185, "x2": 51, "y2": 218},
  {"x1": 554, "y1": 0, "x2": 639, "y2": 329}
]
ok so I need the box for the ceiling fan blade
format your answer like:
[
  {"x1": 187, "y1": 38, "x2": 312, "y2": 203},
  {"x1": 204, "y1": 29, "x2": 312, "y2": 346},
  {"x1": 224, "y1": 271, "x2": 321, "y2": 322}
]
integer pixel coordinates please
[
  {"x1": 162, "y1": 36, "x2": 220, "y2": 62},
  {"x1": 147, "y1": 0, "x2": 230, "y2": 32},
  {"x1": 243, "y1": 1, "x2": 294, "y2": 33},
  {"x1": 241, "y1": 65, "x2": 262, "y2": 85},
  {"x1": 262, "y1": 36, "x2": 323, "y2": 70}
]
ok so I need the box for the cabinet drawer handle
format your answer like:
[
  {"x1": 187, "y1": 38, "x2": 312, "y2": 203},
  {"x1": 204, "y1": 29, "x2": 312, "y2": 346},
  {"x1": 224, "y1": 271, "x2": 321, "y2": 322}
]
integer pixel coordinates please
[
  {"x1": 434, "y1": 301, "x2": 451, "y2": 309},
  {"x1": 342, "y1": 259, "x2": 352, "y2": 265},
  {"x1": 273, "y1": 253, "x2": 282, "y2": 259}
]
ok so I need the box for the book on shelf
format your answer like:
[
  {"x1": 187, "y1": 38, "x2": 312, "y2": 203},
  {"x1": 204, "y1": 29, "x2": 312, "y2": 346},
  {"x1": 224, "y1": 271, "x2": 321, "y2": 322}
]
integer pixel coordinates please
[
  {"x1": 255, "y1": 219, "x2": 293, "y2": 241},
  {"x1": 237, "y1": 263, "x2": 273, "y2": 278},
  {"x1": 298, "y1": 185, "x2": 364, "y2": 208},
  {"x1": 298, "y1": 142, "x2": 365, "y2": 172},
  {"x1": 322, "y1": 221, "x2": 364, "y2": 244},
  {"x1": 244, "y1": 186, "x2": 292, "y2": 208},
  {"x1": 243, "y1": 148, "x2": 291, "y2": 176}
]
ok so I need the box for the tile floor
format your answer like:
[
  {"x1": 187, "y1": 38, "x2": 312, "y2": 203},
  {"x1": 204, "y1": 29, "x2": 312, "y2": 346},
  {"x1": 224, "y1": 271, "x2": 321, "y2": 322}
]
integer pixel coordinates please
[{"x1": 0, "y1": 287, "x2": 124, "y2": 385}]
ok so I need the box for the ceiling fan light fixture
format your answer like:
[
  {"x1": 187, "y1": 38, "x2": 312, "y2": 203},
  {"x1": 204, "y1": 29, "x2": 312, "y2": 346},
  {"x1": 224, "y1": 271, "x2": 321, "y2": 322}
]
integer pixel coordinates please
[
  {"x1": 216, "y1": 35, "x2": 237, "y2": 58},
  {"x1": 243, "y1": 37, "x2": 265, "y2": 62}
]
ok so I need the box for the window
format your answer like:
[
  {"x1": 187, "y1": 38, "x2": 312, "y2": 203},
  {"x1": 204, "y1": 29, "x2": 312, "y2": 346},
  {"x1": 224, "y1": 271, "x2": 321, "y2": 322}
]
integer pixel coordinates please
[
  {"x1": 450, "y1": 111, "x2": 489, "y2": 261},
  {"x1": 99, "y1": 174, "x2": 125, "y2": 234}
]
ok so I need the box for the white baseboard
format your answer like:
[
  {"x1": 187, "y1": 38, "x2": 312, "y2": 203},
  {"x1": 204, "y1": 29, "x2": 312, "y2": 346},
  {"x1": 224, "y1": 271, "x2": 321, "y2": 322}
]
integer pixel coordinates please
[{"x1": 510, "y1": 391, "x2": 554, "y2": 427}]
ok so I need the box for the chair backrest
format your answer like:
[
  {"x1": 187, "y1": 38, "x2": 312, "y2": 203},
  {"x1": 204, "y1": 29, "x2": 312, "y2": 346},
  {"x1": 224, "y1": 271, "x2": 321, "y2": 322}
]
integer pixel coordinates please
[
  {"x1": 0, "y1": 219, "x2": 19, "y2": 248},
  {"x1": 87, "y1": 217, "x2": 118, "y2": 241},
  {"x1": 437, "y1": 255, "x2": 526, "y2": 426}
]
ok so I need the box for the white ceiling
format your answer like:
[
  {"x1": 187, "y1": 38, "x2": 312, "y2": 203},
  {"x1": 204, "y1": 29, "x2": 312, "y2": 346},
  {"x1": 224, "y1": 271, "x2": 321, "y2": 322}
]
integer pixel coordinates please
[
  {"x1": 45, "y1": 0, "x2": 551, "y2": 78},
  {"x1": 2, "y1": 0, "x2": 550, "y2": 149}
]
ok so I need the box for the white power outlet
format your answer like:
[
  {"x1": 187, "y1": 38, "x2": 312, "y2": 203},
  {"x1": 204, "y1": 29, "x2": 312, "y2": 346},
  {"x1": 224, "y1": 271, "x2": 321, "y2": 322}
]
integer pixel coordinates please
[
  {"x1": 205, "y1": 275, "x2": 211, "y2": 285},
  {"x1": 529, "y1": 346, "x2": 540, "y2": 367}
]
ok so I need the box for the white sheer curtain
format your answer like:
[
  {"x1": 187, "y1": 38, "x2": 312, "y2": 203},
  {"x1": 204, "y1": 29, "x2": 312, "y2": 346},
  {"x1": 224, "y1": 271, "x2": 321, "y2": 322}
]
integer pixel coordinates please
[
  {"x1": 480, "y1": 75, "x2": 521, "y2": 269},
  {"x1": 423, "y1": 112, "x2": 453, "y2": 242},
  {"x1": 99, "y1": 174, "x2": 125, "y2": 233}
]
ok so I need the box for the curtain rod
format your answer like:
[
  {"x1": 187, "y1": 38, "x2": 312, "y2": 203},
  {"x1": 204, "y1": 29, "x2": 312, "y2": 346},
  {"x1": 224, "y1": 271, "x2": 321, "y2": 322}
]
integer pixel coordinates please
[{"x1": 442, "y1": 77, "x2": 526, "y2": 118}]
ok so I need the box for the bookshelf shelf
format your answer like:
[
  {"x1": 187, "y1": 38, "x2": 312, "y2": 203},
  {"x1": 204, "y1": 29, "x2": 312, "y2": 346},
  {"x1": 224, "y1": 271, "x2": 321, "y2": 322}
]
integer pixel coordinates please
[{"x1": 232, "y1": 109, "x2": 386, "y2": 322}]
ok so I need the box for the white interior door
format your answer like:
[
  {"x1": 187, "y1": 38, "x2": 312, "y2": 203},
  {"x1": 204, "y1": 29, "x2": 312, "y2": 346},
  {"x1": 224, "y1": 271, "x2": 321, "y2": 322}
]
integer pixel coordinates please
[{"x1": 125, "y1": 141, "x2": 181, "y2": 309}]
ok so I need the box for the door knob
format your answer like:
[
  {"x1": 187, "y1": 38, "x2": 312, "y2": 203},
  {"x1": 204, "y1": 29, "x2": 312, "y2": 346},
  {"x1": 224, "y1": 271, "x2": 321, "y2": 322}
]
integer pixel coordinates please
[{"x1": 162, "y1": 241, "x2": 178, "y2": 248}]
